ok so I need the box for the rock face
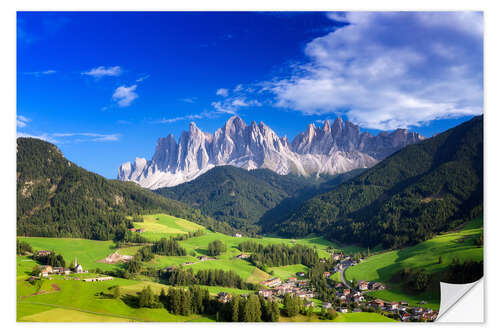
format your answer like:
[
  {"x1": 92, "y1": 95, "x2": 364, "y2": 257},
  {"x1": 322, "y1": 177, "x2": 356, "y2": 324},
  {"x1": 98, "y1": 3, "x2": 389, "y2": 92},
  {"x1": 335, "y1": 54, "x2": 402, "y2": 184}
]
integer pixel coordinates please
[{"x1": 118, "y1": 116, "x2": 424, "y2": 189}]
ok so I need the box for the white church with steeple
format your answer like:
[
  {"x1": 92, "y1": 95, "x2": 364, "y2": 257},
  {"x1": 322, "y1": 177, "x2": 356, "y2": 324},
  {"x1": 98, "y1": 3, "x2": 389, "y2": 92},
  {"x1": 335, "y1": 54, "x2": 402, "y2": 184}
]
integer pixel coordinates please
[{"x1": 74, "y1": 257, "x2": 84, "y2": 273}]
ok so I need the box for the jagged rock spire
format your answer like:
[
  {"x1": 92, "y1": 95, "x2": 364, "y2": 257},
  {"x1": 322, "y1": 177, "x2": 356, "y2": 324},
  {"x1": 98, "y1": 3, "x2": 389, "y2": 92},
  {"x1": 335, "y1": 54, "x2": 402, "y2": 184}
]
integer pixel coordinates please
[{"x1": 118, "y1": 116, "x2": 424, "y2": 189}]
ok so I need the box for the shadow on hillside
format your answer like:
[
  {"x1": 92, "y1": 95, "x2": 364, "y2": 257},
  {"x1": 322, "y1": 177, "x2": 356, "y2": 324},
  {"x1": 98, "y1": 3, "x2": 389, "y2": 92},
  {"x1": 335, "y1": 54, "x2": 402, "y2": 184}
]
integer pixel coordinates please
[
  {"x1": 195, "y1": 248, "x2": 210, "y2": 256},
  {"x1": 121, "y1": 294, "x2": 140, "y2": 308}
]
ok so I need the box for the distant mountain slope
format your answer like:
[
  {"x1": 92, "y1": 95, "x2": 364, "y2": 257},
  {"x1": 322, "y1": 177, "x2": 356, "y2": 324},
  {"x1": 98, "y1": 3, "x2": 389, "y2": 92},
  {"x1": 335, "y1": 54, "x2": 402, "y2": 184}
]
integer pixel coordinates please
[
  {"x1": 118, "y1": 116, "x2": 423, "y2": 189},
  {"x1": 272, "y1": 116, "x2": 483, "y2": 249},
  {"x1": 155, "y1": 166, "x2": 364, "y2": 234},
  {"x1": 17, "y1": 138, "x2": 236, "y2": 240}
]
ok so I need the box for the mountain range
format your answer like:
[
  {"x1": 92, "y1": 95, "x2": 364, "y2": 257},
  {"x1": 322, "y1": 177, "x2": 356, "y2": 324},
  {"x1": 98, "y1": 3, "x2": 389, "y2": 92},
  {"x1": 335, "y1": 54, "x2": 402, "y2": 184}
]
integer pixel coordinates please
[
  {"x1": 270, "y1": 115, "x2": 483, "y2": 249},
  {"x1": 17, "y1": 115, "x2": 483, "y2": 249},
  {"x1": 17, "y1": 138, "x2": 236, "y2": 240},
  {"x1": 155, "y1": 165, "x2": 364, "y2": 234},
  {"x1": 118, "y1": 116, "x2": 424, "y2": 189}
]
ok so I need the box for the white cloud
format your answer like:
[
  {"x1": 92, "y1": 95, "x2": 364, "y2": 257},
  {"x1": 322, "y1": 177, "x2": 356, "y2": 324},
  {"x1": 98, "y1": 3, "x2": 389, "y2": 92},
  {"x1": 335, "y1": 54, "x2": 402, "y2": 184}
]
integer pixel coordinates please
[
  {"x1": 266, "y1": 12, "x2": 483, "y2": 130},
  {"x1": 17, "y1": 131, "x2": 120, "y2": 143},
  {"x1": 17, "y1": 115, "x2": 30, "y2": 128},
  {"x1": 211, "y1": 84, "x2": 264, "y2": 116},
  {"x1": 52, "y1": 132, "x2": 121, "y2": 142},
  {"x1": 112, "y1": 85, "x2": 138, "y2": 107},
  {"x1": 82, "y1": 66, "x2": 122, "y2": 78},
  {"x1": 24, "y1": 70, "x2": 57, "y2": 76},
  {"x1": 216, "y1": 88, "x2": 229, "y2": 97},
  {"x1": 211, "y1": 101, "x2": 237, "y2": 115},
  {"x1": 136, "y1": 74, "x2": 150, "y2": 82},
  {"x1": 157, "y1": 114, "x2": 205, "y2": 124}
]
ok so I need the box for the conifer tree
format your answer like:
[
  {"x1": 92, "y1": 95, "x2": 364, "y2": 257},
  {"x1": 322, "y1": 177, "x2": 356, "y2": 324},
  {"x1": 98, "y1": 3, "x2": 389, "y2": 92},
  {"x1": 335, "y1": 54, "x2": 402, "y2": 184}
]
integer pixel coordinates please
[{"x1": 231, "y1": 295, "x2": 240, "y2": 322}]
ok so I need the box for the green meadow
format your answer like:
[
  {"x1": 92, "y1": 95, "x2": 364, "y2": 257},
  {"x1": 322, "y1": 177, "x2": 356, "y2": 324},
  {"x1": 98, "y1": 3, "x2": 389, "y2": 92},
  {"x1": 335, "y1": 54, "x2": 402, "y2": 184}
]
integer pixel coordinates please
[
  {"x1": 333, "y1": 312, "x2": 397, "y2": 322},
  {"x1": 131, "y1": 213, "x2": 205, "y2": 241},
  {"x1": 345, "y1": 217, "x2": 483, "y2": 309},
  {"x1": 16, "y1": 237, "x2": 128, "y2": 271},
  {"x1": 277, "y1": 312, "x2": 395, "y2": 322},
  {"x1": 329, "y1": 272, "x2": 341, "y2": 283},
  {"x1": 17, "y1": 276, "x2": 215, "y2": 322},
  {"x1": 135, "y1": 214, "x2": 362, "y2": 257},
  {"x1": 269, "y1": 264, "x2": 308, "y2": 281},
  {"x1": 17, "y1": 213, "x2": 481, "y2": 321}
]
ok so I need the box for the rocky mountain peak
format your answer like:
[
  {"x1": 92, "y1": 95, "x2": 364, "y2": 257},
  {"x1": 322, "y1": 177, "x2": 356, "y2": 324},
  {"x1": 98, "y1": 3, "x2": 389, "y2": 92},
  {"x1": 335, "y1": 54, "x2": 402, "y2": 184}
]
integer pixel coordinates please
[
  {"x1": 225, "y1": 115, "x2": 246, "y2": 132},
  {"x1": 322, "y1": 120, "x2": 331, "y2": 132},
  {"x1": 118, "y1": 116, "x2": 425, "y2": 189}
]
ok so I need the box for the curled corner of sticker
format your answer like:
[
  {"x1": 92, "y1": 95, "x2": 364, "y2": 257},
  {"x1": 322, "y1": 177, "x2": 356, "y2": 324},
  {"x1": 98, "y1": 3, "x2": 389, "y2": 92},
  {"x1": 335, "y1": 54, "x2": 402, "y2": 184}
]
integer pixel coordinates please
[{"x1": 436, "y1": 278, "x2": 483, "y2": 322}]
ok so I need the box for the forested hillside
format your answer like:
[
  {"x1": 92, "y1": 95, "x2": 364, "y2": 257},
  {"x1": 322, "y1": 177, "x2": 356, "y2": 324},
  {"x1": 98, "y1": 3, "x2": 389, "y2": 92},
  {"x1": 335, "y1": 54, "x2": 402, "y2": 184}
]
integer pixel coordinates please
[
  {"x1": 17, "y1": 138, "x2": 236, "y2": 240},
  {"x1": 155, "y1": 166, "x2": 363, "y2": 234},
  {"x1": 272, "y1": 116, "x2": 483, "y2": 249}
]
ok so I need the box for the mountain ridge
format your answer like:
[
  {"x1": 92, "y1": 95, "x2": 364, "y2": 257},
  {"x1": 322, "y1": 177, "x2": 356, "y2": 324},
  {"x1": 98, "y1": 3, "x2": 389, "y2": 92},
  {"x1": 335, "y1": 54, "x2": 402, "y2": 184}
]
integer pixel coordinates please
[
  {"x1": 154, "y1": 165, "x2": 364, "y2": 234},
  {"x1": 268, "y1": 115, "x2": 483, "y2": 249},
  {"x1": 17, "y1": 137, "x2": 237, "y2": 240},
  {"x1": 118, "y1": 116, "x2": 424, "y2": 189}
]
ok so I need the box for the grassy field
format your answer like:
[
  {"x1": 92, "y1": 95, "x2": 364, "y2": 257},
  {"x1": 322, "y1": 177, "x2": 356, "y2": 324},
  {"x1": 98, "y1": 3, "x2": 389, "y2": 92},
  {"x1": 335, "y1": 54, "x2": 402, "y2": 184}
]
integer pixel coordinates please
[
  {"x1": 20, "y1": 212, "x2": 471, "y2": 322},
  {"x1": 345, "y1": 217, "x2": 483, "y2": 309},
  {"x1": 333, "y1": 312, "x2": 397, "y2": 322},
  {"x1": 17, "y1": 213, "x2": 359, "y2": 275},
  {"x1": 131, "y1": 214, "x2": 205, "y2": 241},
  {"x1": 329, "y1": 272, "x2": 341, "y2": 283},
  {"x1": 16, "y1": 276, "x2": 214, "y2": 322},
  {"x1": 269, "y1": 264, "x2": 308, "y2": 281},
  {"x1": 277, "y1": 312, "x2": 395, "y2": 322},
  {"x1": 16, "y1": 237, "x2": 132, "y2": 271},
  {"x1": 118, "y1": 279, "x2": 252, "y2": 296},
  {"x1": 21, "y1": 307, "x2": 134, "y2": 322}
]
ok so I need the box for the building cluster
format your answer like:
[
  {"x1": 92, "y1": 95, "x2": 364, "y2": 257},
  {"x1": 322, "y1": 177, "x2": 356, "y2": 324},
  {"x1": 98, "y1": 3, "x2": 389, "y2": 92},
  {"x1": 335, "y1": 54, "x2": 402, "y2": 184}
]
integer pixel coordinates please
[
  {"x1": 367, "y1": 299, "x2": 438, "y2": 322},
  {"x1": 129, "y1": 228, "x2": 145, "y2": 233},
  {"x1": 323, "y1": 282, "x2": 437, "y2": 321},
  {"x1": 39, "y1": 265, "x2": 71, "y2": 277},
  {"x1": 37, "y1": 257, "x2": 87, "y2": 278},
  {"x1": 258, "y1": 277, "x2": 315, "y2": 300},
  {"x1": 217, "y1": 292, "x2": 232, "y2": 303},
  {"x1": 358, "y1": 280, "x2": 385, "y2": 291}
]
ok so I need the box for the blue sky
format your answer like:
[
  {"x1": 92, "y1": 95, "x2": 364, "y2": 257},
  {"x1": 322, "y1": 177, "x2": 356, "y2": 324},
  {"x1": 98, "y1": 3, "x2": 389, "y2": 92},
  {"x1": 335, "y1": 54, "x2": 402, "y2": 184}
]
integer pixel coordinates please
[{"x1": 17, "y1": 12, "x2": 483, "y2": 178}]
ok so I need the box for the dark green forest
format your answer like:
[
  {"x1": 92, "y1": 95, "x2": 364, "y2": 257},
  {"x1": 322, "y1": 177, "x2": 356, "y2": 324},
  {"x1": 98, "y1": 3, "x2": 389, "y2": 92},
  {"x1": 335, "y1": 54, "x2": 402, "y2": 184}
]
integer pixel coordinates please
[
  {"x1": 270, "y1": 116, "x2": 483, "y2": 249},
  {"x1": 17, "y1": 138, "x2": 237, "y2": 240},
  {"x1": 238, "y1": 241, "x2": 320, "y2": 269},
  {"x1": 155, "y1": 165, "x2": 363, "y2": 234}
]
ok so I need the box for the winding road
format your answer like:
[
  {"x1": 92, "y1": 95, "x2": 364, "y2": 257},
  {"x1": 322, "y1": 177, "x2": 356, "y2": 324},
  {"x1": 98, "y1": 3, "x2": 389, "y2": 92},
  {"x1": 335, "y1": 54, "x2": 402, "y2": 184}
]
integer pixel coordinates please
[{"x1": 339, "y1": 266, "x2": 352, "y2": 289}]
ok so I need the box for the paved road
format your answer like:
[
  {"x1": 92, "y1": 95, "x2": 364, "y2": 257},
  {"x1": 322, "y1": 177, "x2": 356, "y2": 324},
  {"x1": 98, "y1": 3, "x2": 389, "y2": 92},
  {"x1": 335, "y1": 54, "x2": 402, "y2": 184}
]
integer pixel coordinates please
[{"x1": 339, "y1": 266, "x2": 352, "y2": 289}]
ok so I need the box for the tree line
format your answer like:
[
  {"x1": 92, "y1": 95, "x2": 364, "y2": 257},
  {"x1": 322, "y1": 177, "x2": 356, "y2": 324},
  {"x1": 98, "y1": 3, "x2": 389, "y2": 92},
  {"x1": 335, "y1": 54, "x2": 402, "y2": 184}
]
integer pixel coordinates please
[
  {"x1": 135, "y1": 285, "x2": 283, "y2": 322},
  {"x1": 238, "y1": 241, "x2": 319, "y2": 268},
  {"x1": 34, "y1": 250, "x2": 66, "y2": 268},
  {"x1": 16, "y1": 240, "x2": 33, "y2": 255},
  {"x1": 217, "y1": 294, "x2": 280, "y2": 322},
  {"x1": 163, "y1": 267, "x2": 252, "y2": 290}
]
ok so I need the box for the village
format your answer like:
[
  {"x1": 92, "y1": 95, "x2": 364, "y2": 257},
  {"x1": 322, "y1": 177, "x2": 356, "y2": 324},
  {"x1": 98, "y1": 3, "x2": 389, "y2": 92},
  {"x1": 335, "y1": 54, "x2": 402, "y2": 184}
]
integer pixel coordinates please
[
  {"x1": 237, "y1": 251, "x2": 440, "y2": 322},
  {"x1": 28, "y1": 247, "x2": 438, "y2": 322}
]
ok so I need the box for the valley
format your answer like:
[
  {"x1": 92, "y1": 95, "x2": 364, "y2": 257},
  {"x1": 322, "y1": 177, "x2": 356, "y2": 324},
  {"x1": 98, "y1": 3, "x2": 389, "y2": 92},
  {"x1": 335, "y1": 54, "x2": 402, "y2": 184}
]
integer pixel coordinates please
[
  {"x1": 15, "y1": 116, "x2": 484, "y2": 323},
  {"x1": 17, "y1": 211, "x2": 482, "y2": 322}
]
